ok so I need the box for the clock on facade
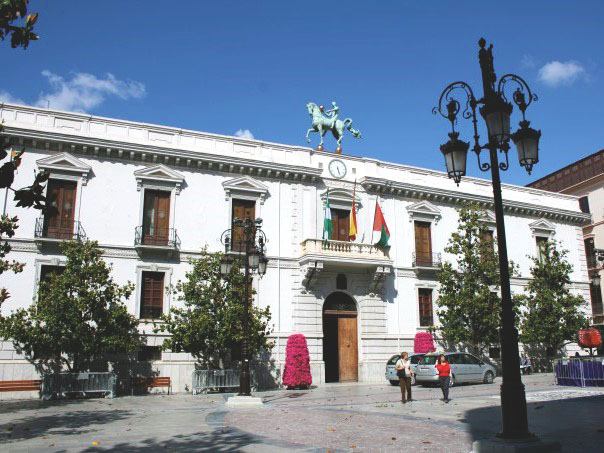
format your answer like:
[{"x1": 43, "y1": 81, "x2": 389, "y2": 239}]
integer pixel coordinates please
[{"x1": 328, "y1": 159, "x2": 347, "y2": 179}]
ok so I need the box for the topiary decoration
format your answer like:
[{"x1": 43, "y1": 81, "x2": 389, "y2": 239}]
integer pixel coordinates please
[{"x1": 282, "y1": 333, "x2": 312, "y2": 389}]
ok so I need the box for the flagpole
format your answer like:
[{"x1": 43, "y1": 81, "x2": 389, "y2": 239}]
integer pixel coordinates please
[
  {"x1": 371, "y1": 197, "x2": 377, "y2": 246},
  {"x1": 2, "y1": 150, "x2": 12, "y2": 216}
]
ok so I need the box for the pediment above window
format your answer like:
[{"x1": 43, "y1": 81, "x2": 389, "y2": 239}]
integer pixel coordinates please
[
  {"x1": 406, "y1": 200, "x2": 441, "y2": 224},
  {"x1": 529, "y1": 218, "x2": 556, "y2": 237},
  {"x1": 222, "y1": 176, "x2": 269, "y2": 204},
  {"x1": 478, "y1": 210, "x2": 497, "y2": 229},
  {"x1": 134, "y1": 164, "x2": 185, "y2": 194},
  {"x1": 320, "y1": 188, "x2": 362, "y2": 211},
  {"x1": 36, "y1": 152, "x2": 92, "y2": 185}
]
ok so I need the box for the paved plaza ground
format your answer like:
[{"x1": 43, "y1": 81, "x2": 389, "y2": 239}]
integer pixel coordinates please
[{"x1": 1, "y1": 374, "x2": 603, "y2": 452}]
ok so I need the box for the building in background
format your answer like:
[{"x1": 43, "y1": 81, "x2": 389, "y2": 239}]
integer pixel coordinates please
[
  {"x1": 0, "y1": 103, "x2": 592, "y2": 394},
  {"x1": 527, "y1": 149, "x2": 604, "y2": 326}
]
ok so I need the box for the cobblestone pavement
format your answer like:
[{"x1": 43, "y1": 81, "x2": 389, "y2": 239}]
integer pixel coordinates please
[{"x1": 1, "y1": 374, "x2": 603, "y2": 452}]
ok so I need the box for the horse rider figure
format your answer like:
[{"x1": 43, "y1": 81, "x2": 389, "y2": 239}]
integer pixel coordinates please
[{"x1": 324, "y1": 101, "x2": 339, "y2": 128}]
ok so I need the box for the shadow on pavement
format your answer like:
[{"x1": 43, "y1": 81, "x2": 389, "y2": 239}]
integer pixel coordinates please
[
  {"x1": 465, "y1": 393, "x2": 604, "y2": 450},
  {"x1": 82, "y1": 428, "x2": 260, "y2": 452},
  {"x1": 0, "y1": 397, "x2": 88, "y2": 415},
  {"x1": 0, "y1": 409, "x2": 132, "y2": 444}
]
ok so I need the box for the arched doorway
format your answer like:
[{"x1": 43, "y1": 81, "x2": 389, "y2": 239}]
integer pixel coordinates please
[{"x1": 323, "y1": 292, "x2": 358, "y2": 382}]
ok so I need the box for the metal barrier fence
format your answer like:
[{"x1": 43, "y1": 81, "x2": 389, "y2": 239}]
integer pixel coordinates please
[
  {"x1": 192, "y1": 369, "x2": 257, "y2": 394},
  {"x1": 553, "y1": 358, "x2": 604, "y2": 388},
  {"x1": 41, "y1": 372, "x2": 117, "y2": 400}
]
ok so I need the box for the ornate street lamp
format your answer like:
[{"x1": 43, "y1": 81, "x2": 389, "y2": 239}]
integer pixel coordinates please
[
  {"x1": 592, "y1": 273, "x2": 601, "y2": 287},
  {"x1": 220, "y1": 216, "x2": 268, "y2": 402},
  {"x1": 433, "y1": 38, "x2": 552, "y2": 448}
]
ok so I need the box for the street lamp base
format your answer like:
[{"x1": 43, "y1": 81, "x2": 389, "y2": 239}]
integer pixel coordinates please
[
  {"x1": 225, "y1": 395, "x2": 264, "y2": 408},
  {"x1": 473, "y1": 436, "x2": 560, "y2": 452}
]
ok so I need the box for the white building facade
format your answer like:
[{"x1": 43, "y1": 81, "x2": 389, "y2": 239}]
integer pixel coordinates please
[{"x1": 0, "y1": 103, "x2": 592, "y2": 393}]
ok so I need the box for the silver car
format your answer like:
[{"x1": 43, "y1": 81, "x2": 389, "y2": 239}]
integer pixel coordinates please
[
  {"x1": 385, "y1": 353, "x2": 425, "y2": 386},
  {"x1": 415, "y1": 352, "x2": 496, "y2": 387}
]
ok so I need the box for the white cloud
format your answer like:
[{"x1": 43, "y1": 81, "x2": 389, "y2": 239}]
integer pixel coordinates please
[
  {"x1": 234, "y1": 129, "x2": 255, "y2": 139},
  {"x1": 34, "y1": 70, "x2": 146, "y2": 112},
  {"x1": 537, "y1": 61, "x2": 586, "y2": 87},
  {"x1": 521, "y1": 54, "x2": 536, "y2": 69},
  {"x1": 0, "y1": 90, "x2": 25, "y2": 105}
]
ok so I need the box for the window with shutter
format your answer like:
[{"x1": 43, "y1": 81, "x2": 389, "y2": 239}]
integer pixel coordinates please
[
  {"x1": 590, "y1": 283, "x2": 603, "y2": 315},
  {"x1": 143, "y1": 190, "x2": 171, "y2": 245},
  {"x1": 44, "y1": 179, "x2": 77, "y2": 239},
  {"x1": 40, "y1": 265, "x2": 65, "y2": 283},
  {"x1": 231, "y1": 199, "x2": 256, "y2": 252},
  {"x1": 414, "y1": 221, "x2": 432, "y2": 266},
  {"x1": 418, "y1": 288, "x2": 433, "y2": 327},
  {"x1": 138, "y1": 346, "x2": 162, "y2": 361},
  {"x1": 140, "y1": 271, "x2": 165, "y2": 319},
  {"x1": 480, "y1": 230, "x2": 495, "y2": 261},
  {"x1": 578, "y1": 196, "x2": 590, "y2": 214},
  {"x1": 536, "y1": 237, "x2": 548, "y2": 263}
]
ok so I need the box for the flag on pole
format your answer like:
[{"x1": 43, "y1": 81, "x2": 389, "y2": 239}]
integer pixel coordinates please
[
  {"x1": 349, "y1": 181, "x2": 357, "y2": 241},
  {"x1": 323, "y1": 190, "x2": 333, "y2": 240},
  {"x1": 373, "y1": 200, "x2": 390, "y2": 249}
]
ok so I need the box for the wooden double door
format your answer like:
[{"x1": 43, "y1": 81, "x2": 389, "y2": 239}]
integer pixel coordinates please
[{"x1": 323, "y1": 292, "x2": 358, "y2": 383}]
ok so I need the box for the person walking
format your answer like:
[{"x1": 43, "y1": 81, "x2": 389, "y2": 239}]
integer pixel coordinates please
[
  {"x1": 395, "y1": 352, "x2": 413, "y2": 404},
  {"x1": 435, "y1": 354, "x2": 451, "y2": 403}
]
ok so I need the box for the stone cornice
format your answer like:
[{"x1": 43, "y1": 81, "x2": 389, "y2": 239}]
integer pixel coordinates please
[
  {"x1": 3, "y1": 125, "x2": 323, "y2": 183},
  {"x1": 360, "y1": 176, "x2": 590, "y2": 225}
]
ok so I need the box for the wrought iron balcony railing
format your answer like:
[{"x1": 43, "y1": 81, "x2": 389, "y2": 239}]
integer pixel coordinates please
[
  {"x1": 134, "y1": 226, "x2": 181, "y2": 249},
  {"x1": 34, "y1": 217, "x2": 87, "y2": 242},
  {"x1": 140, "y1": 306, "x2": 163, "y2": 320},
  {"x1": 412, "y1": 251, "x2": 442, "y2": 268}
]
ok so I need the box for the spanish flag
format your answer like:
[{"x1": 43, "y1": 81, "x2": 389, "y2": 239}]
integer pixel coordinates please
[{"x1": 349, "y1": 181, "x2": 357, "y2": 241}]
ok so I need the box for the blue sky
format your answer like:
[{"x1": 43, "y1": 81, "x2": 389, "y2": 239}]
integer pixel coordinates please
[{"x1": 2, "y1": 1, "x2": 603, "y2": 185}]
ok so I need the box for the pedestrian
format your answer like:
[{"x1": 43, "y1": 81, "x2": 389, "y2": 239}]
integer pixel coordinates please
[
  {"x1": 435, "y1": 354, "x2": 451, "y2": 403},
  {"x1": 395, "y1": 351, "x2": 413, "y2": 404}
]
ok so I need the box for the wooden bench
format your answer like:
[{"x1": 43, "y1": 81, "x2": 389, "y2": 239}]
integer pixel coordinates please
[
  {"x1": 0, "y1": 380, "x2": 41, "y2": 392},
  {"x1": 131, "y1": 376, "x2": 171, "y2": 395}
]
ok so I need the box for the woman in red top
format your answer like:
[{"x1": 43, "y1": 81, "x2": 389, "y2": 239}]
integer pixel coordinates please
[{"x1": 435, "y1": 354, "x2": 451, "y2": 403}]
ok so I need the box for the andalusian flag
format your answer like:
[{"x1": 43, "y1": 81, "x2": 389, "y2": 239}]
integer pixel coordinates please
[
  {"x1": 323, "y1": 190, "x2": 333, "y2": 240},
  {"x1": 349, "y1": 181, "x2": 357, "y2": 241},
  {"x1": 373, "y1": 200, "x2": 390, "y2": 249}
]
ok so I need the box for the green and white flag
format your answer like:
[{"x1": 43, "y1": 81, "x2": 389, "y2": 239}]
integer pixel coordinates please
[{"x1": 323, "y1": 190, "x2": 333, "y2": 240}]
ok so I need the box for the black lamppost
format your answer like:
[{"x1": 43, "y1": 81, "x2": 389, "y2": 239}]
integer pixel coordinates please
[
  {"x1": 220, "y1": 217, "x2": 268, "y2": 397},
  {"x1": 433, "y1": 39, "x2": 541, "y2": 441}
]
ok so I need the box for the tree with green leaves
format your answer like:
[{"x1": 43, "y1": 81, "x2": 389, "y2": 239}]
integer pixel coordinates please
[
  {"x1": 517, "y1": 240, "x2": 589, "y2": 357},
  {"x1": 0, "y1": 1, "x2": 52, "y2": 309},
  {"x1": 433, "y1": 204, "x2": 503, "y2": 357},
  {"x1": 0, "y1": 241, "x2": 141, "y2": 373},
  {"x1": 0, "y1": 0, "x2": 39, "y2": 49},
  {"x1": 156, "y1": 249, "x2": 273, "y2": 368}
]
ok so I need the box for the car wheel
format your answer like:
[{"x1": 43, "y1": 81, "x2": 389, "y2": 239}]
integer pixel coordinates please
[
  {"x1": 483, "y1": 371, "x2": 495, "y2": 384},
  {"x1": 389, "y1": 380, "x2": 400, "y2": 386},
  {"x1": 449, "y1": 375, "x2": 455, "y2": 387}
]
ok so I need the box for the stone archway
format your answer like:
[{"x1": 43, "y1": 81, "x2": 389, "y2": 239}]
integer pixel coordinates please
[{"x1": 323, "y1": 292, "x2": 358, "y2": 382}]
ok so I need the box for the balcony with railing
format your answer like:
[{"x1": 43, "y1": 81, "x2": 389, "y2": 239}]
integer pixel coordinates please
[
  {"x1": 140, "y1": 306, "x2": 163, "y2": 320},
  {"x1": 34, "y1": 217, "x2": 87, "y2": 247},
  {"x1": 134, "y1": 226, "x2": 181, "y2": 255},
  {"x1": 299, "y1": 238, "x2": 391, "y2": 268},
  {"x1": 412, "y1": 251, "x2": 442, "y2": 269}
]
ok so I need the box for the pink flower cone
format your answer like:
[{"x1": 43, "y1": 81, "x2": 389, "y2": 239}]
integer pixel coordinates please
[
  {"x1": 282, "y1": 334, "x2": 312, "y2": 389},
  {"x1": 414, "y1": 332, "x2": 436, "y2": 354}
]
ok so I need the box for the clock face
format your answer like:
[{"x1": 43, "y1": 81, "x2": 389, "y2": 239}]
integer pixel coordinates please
[{"x1": 328, "y1": 159, "x2": 347, "y2": 179}]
